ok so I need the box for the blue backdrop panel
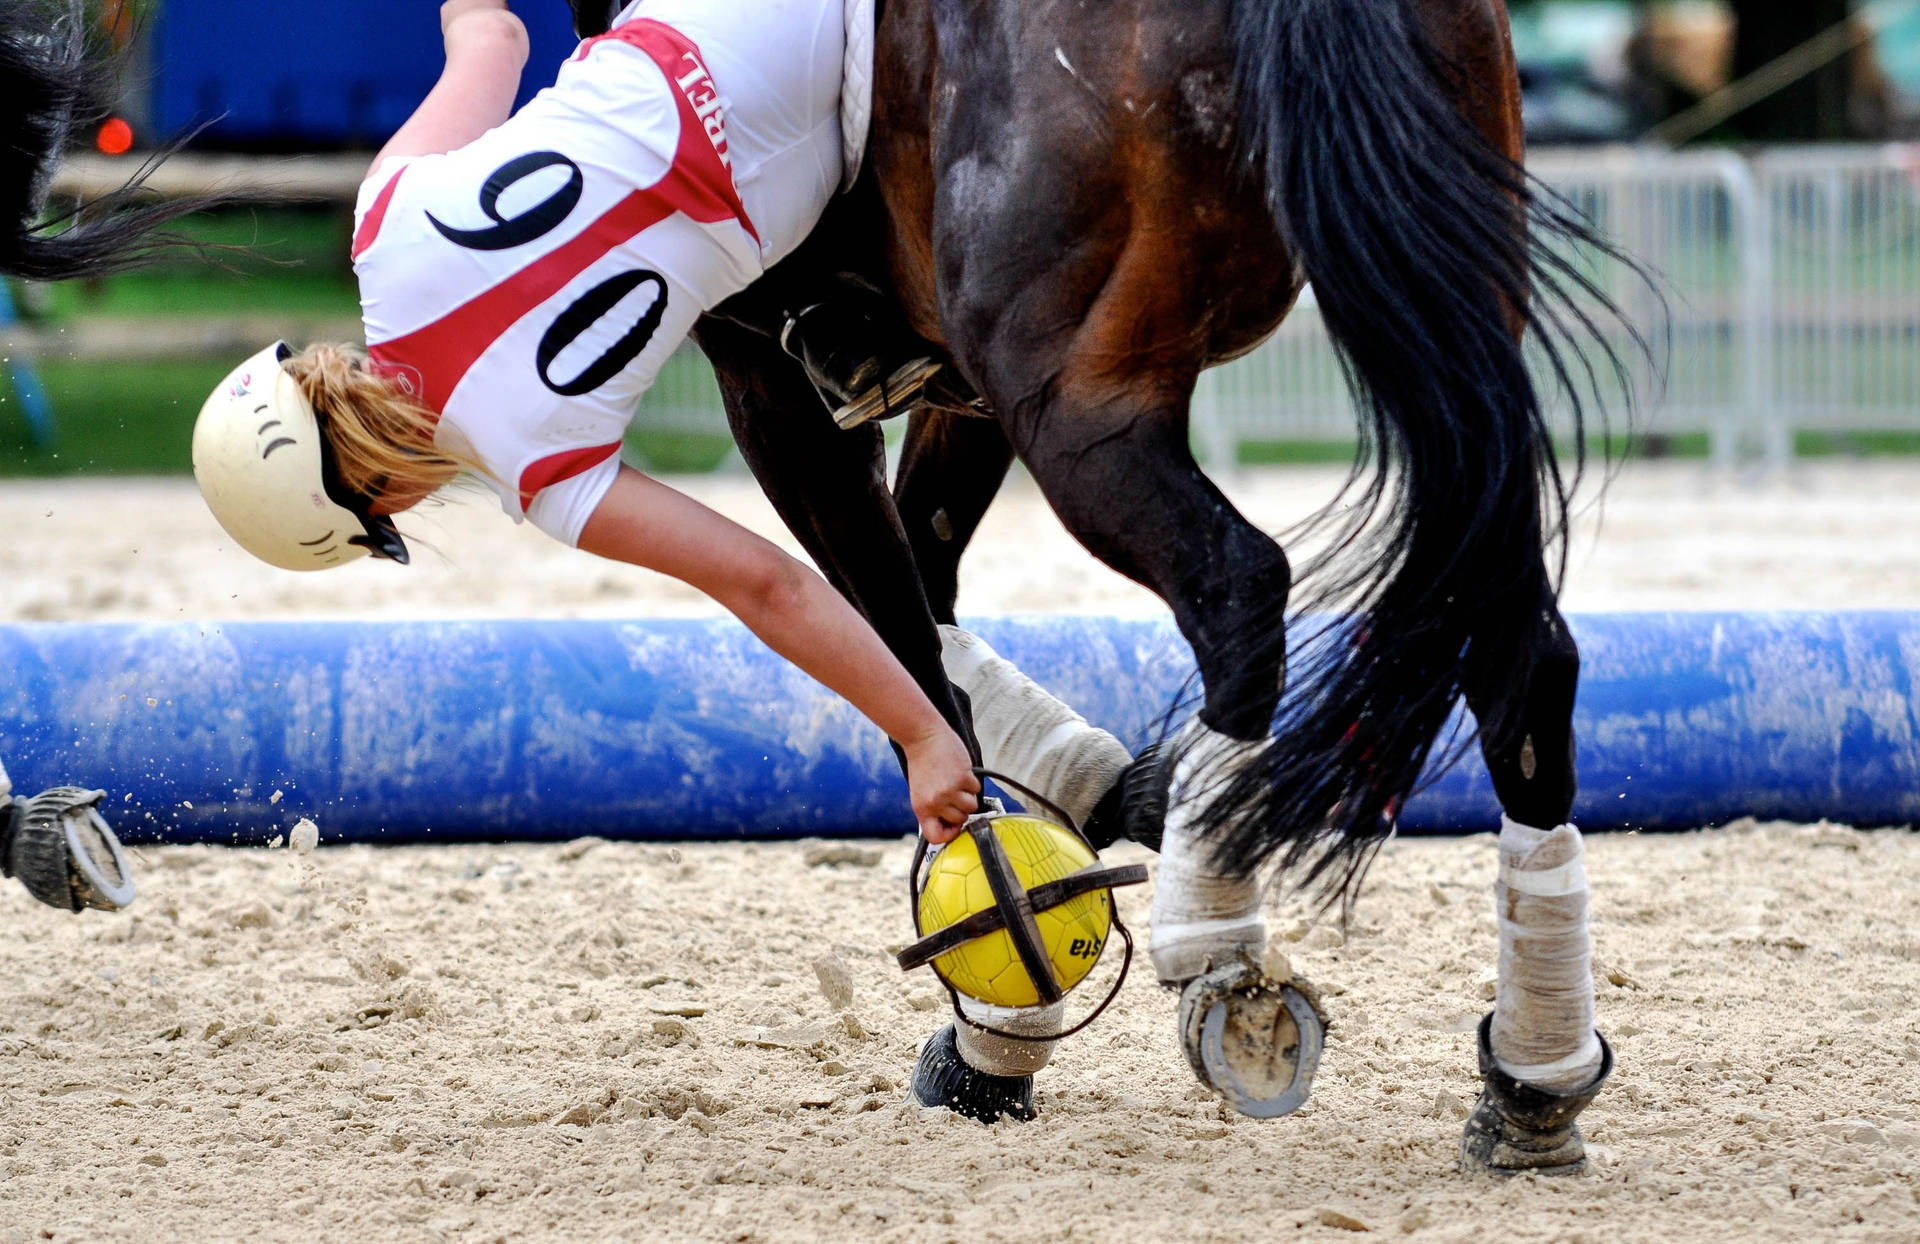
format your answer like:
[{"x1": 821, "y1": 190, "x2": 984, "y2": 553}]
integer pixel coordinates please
[
  {"x1": 148, "y1": 3, "x2": 583, "y2": 146},
  {"x1": 1, "y1": 613, "x2": 1917, "y2": 844}
]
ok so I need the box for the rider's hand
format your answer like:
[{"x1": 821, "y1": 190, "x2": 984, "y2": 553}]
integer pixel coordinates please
[{"x1": 902, "y1": 727, "x2": 981, "y2": 843}]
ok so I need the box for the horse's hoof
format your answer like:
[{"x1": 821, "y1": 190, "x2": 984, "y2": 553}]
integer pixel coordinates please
[
  {"x1": 1085, "y1": 741, "x2": 1170, "y2": 853},
  {"x1": 909, "y1": 1022, "x2": 1036, "y2": 1123},
  {"x1": 1459, "y1": 1013, "x2": 1613, "y2": 1176},
  {"x1": 1, "y1": 787, "x2": 135, "y2": 913},
  {"x1": 1177, "y1": 962, "x2": 1325, "y2": 1119}
]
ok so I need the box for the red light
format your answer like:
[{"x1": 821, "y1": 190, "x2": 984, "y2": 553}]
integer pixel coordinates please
[{"x1": 96, "y1": 117, "x2": 134, "y2": 156}]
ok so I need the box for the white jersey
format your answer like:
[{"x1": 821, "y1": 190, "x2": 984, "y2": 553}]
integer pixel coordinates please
[{"x1": 353, "y1": 3, "x2": 843, "y2": 544}]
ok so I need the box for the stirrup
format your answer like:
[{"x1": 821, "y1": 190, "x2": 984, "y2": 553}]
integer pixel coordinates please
[
  {"x1": 777, "y1": 302, "x2": 943, "y2": 428},
  {"x1": 831, "y1": 357, "x2": 945, "y2": 429}
]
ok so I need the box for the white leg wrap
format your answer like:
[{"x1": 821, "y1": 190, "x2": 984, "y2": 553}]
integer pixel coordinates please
[
  {"x1": 1148, "y1": 721, "x2": 1267, "y2": 983},
  {"x1": 1492, "y1": 816, "x2": 1603, "y2": 1093},
  {"x1": 0, "y1": 756, "x2": 11, "y2": 804},
  {"x1": 939, "y1": 626, "x2": 1131, "y2": 826},
  {"x1": 953, "y1": 997, "x2": 1066, "y2": 1077}
]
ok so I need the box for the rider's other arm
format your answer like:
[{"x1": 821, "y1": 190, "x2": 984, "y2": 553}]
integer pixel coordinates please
[
  {"x1": 371, "y1": 1, "x2": 530, "y2": 176},
  {"x1": 578, "y1": 466, "x2": 983, "y2": 841}
]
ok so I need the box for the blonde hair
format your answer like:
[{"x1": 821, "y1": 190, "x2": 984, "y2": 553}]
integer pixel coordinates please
[{"x1": 281, "y1": 342, "x2": 485, "y2": 503}]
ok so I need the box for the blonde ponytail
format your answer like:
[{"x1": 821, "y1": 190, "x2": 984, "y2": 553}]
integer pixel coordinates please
[{"x1": 282, "y1": 343, "x2": 484, "y2": 503}]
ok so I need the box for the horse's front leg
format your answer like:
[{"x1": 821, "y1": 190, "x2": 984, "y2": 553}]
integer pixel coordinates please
[
  {"x1": 892, "y1": 412, "x2": 1163, "y2": 850},
  {"x1": 929, "y1": 242, "x2": 1322, "y2": 1117},
  {"x1": 690, "y1": 311, "x2": 1070, "y2": 1123},
  {"x1": 691, "y1": 314, "x2": 958, "y2": 729}
]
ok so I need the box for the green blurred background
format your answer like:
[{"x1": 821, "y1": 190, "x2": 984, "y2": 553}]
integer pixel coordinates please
[{"x1": 5, "y1": 0, "x2": 1920, "y2": 477}]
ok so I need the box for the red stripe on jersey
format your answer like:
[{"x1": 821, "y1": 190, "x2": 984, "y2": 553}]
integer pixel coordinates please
[
  {"x1": 518, "y1": 441, "x2": 622, "y2": 513},
  {"x1": 578, "y1": 20, "x2": 758, "y2": 244},
  {"x1": 369, "y1": 18, "x2": 757, "y2": 415},
  {"x1": 351, "y1": 166, "x2": 407, "y2": 261}
]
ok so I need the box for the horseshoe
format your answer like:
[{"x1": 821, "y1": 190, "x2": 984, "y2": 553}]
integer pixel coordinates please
[{"x1": 1177, "y1": 962, "x2": 1325, "y2": 1119}]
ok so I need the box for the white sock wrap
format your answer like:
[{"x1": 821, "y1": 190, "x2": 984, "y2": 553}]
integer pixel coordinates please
[
  {"x1": 953, "y1": 997, "x2": 1066, "y2": 1077},
  {"x1": 1492, "y1": 816, "x2": 1603, "y2": 1093},
  {"x1": 1148, "y1": 720, "x2": 1267, "y2": 983},
  {"x1": 938, "y1": 626, "x2": 1132, "y2": 826}
]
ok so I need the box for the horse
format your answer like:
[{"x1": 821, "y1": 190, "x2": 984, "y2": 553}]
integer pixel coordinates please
[{"x1": 581, "y1": 0, "x2": 1633, "y2": 1172}]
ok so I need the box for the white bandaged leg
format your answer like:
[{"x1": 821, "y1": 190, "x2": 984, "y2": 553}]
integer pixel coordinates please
[
  {"x1": 1492, "y1": 816, "x2": 1603, "y2": 1094},
  {"x1": 939, "y1": 626, "x2": 1131, "y2": 826},
  {"x1": 954, "y1": 997, "x2": 1066, "y2": 1077},
  {"x1": 1148, "y1": 720, "x2": 1267, "y2": 983}
]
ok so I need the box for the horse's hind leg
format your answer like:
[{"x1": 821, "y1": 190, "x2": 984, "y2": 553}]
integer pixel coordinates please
[
  {"x1": 1456, "y1": 578, "x2": 1614, "y2": 1174},
  {"x1": 1000, "y1": 389, "x2": 1327, "y2": 1117}
]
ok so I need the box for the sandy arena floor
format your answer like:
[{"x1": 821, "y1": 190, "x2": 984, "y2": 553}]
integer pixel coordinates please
[{"x1": 2, "y1": 461, "x2": 1919, "y2": 1242}]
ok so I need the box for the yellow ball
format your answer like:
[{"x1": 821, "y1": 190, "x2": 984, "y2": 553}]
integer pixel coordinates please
[{"x1": 916, "y1": 815, "x2": 1113, "y2": 1008}]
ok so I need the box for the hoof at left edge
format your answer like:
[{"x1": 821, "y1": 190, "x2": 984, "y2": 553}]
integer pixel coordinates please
[{"x1": 2, "y1": 787, "x2": 136, "y2": 913}]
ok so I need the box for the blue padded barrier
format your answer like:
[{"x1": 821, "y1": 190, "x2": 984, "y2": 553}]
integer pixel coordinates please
[{"x1": 1, "y1": 613, "x2": 1917, "y2": 844}]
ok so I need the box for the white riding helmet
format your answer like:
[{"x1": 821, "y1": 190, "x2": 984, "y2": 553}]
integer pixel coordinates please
[{"x1": 192, "y1": 342, "x2": 409, "y2": 572}]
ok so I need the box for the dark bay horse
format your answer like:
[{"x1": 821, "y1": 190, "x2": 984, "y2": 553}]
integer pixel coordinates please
[{"x1": 595, "y1": 0, "x2": 1630, "y2": 1172}]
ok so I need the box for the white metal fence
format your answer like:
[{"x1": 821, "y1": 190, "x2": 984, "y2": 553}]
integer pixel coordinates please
[
  {"x1": 631, "y1": 144, "x2": 1920, "y2": 472},
  {"x1": 1190, "y1": 143, "x2": 1920, "y2": 471}
]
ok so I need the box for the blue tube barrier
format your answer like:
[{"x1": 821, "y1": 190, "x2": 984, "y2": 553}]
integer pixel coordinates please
[{"x1": 1, "y1": 613, "x2": 1917, "y2": 844}]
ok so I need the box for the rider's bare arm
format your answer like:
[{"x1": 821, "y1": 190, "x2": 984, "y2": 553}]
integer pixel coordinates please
[
  {"x1": 578, "y1": 466, "x2": 981, "y2": 840},
  {"x1": 370, "y1": 1, "x2": 531, "y2": 177}
]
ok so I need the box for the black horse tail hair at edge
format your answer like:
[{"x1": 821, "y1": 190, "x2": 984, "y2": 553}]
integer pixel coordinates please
[
  {"x1": 0, "y1": 0, "x2": 232, "y2": 283},
  {"x1": 1184, "y1": 0, "x2": 1652, "y2": 905}
]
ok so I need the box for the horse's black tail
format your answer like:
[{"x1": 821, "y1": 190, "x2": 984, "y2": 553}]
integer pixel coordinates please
[
  {"x1": 1194, "y1": 0, "x2": 1637, "y2": 898},
  {"x1": 0, "y1": 0, "x2": 222, "y2": 282}
]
